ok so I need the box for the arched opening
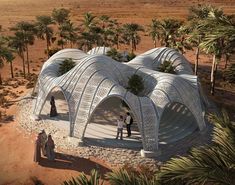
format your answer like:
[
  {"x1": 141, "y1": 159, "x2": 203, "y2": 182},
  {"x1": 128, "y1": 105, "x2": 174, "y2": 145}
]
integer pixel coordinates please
[
  {"x1": 84, "y1": 96, "x2": 142, "y2": 150},
  {"x1": 40, "y1": 87, "x2": 70, "y2": 135},
  {"x1": 159, "y1": 102, "x2": 198, "y2": 145}
]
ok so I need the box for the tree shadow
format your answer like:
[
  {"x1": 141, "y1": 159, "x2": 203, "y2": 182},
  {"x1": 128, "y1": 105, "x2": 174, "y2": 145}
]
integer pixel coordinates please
[{"x1": 38, "y1": 152, "x2": 111, "y2": 176}]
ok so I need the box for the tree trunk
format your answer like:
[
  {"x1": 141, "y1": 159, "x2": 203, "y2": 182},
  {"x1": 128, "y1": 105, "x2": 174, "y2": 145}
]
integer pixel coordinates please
[
  {"x1": 61, "y1": 41, "x2": 64, "y2": 49},
  {"x1": 46, "y1": 38, "x2": 50, "y2": 59},
  {"x1": 195, "y1": 46, "x2": 199, "y2": 75},
  {"x1": 21, "y1": 52, "x2": 26, "y2": 78},
  {"x1": 210, "y1": 55, "x2": 217, "y2": 95},
  {"x1": 0, "y1": 73, "x2": 2, "y2": 85},
  {"x1": 133, "y1": 39, "x2": 137, "y2": 51},
  {"x1": 131, "y1": 40, "x2": 134, "y2": 54},
  {"x1": 26, "y1": 44, "x2": 30, "y2": 74},
  {"x1": 116, "y1": 35, "x2": 119, "y2": 49},
  {"x1": 154, "y1": 38, "x2": 156, "y2": 48},
  {"x1": 10, "y1": 61, "x2": 14, "y2": 78},
  {"x1": 165, "y1": 36, "x2": 169, "y2": 47},
  {"x1": 224, "y1": 54, "x2": 229, "y2": 69}
]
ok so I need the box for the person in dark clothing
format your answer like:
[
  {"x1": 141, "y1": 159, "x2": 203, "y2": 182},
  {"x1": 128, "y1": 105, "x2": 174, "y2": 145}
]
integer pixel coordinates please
[
  {"x1": 45, "y1": 134, "x2": 55, "y2": 161},
  {"x1": 34, "y1": 133, "x2": 42, "y2": 163},
  {"x1": 50, "y1": 96, "x2": 57, "y2": 117},
  {"x1": 125, "y1": 112, "x2": 132, "y2": 137}
]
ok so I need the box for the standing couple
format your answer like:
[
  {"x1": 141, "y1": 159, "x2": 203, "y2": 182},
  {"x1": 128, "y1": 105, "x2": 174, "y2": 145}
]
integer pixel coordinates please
[
  {"x1": 116, "y1": 112, "x2": 133, "y2": 140},
  {"x1": 34, "y1": 130, "x2": 55, "y2": 163}
]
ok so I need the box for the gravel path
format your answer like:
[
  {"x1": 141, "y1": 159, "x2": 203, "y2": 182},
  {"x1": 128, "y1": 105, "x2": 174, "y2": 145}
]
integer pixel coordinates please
[
  {"x1": 17, "y1": 94, "x2": 213, "y2": 169},
  {"x1": 16, "y1": 97, "x2": 159, "y2": 169}
]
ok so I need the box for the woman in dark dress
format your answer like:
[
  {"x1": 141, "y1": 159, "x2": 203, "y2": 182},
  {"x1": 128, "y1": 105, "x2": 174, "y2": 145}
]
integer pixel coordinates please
[{"x1": 50, "y1": 96, "x2": 57, "y2": 117}]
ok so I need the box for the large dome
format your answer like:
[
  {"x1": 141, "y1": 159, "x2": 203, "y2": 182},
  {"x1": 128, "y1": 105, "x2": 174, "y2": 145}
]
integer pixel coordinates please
[{"x1": 33, "y1": 47, "x2": 206, "y2": 156}]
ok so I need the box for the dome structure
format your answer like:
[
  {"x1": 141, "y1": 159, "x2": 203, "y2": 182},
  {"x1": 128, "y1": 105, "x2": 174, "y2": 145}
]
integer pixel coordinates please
[{"x1": 33, "y1": 47, "x2": 206, "y2": 157}]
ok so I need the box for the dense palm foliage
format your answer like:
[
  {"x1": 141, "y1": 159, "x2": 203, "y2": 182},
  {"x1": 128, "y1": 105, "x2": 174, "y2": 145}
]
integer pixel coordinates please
[
  {"x1": 224, "y1": 63, "x2": 235, "y2": 83},
  {"x1": 158, "y1": 19, "x2": 182, "y2": 48},
  {"x1": 197, "y1": 7, "x2": 235, "y2": 95},
  {"x1": 8, "y1": 31, "x2": 27, "y2": 78},
  {"x1": 0, "y1": 36, "x2": 14, "y2": 83},
  {"x1": 58, "y1": 58, "x2": 76, "y2": 75},
  {"x1": 147, "y1": 19, "x2": 160, "y2": 48},
  {"x1": 106, "y1": 48, "x2": 122, "y2": 61},
  {"x1": 122, "y1": 23, "x2": 144, "y2": 53},
  {"x1": 35, "y1": 15, "x2": 55, "y2": 58},
  {"x1": 127, "y1": 74, "x2": 144, "y2": 96},
  {"x1": 63, "y1": 169, "x2": 103, "y2": 185},
  {"x1": 0, "y1": 4, "x2": 234, "y2": 95},
  {"x1": 157, "y1": 60, "x2": 176, "y2": 74},
  {"x1": 10, "y1": 21, "x2": 36, "y2": 75},
  {"x1": 52, "y1": 8, "x2": 71, "y2": 49},
  {"x1": 106, "y1": 168, "x2": 158, "y2": 185},
  {"x1": 186, "y1": 4, "x2": 213, "y2": 75},
  {"x1": 79, "y1": 12, "x2": 99, "y2": 51}
]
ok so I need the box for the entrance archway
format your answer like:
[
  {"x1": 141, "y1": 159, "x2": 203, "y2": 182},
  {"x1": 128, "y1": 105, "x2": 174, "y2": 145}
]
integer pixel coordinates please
[
  {"x1": 40, "y1": 87, "x2": 70, "y2": 135},
  {"x1": 159, "y1": 102, "x2": 198, "y2": 145},
  {"x1": 84, "y1": 96, "x2": 142, "y2": 150}
]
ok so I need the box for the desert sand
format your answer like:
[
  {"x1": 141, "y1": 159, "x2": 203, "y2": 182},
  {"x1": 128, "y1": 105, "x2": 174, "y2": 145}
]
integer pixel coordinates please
[{"x1": 0, "y1": 0, "x2": 235, "y2": 184}]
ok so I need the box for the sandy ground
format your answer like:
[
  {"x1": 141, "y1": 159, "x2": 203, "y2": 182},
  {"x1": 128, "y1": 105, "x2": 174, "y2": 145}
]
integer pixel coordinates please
[
  {"x1": 0, "y1": 0, "x2": 235, "y2": 184},
  {"x1": 0, "y1": 98, "x2": 111, "y2": 185}
]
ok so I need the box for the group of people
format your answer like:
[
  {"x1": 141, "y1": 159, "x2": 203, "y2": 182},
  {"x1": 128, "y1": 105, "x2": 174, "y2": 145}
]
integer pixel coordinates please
[
  {"x1": 34, "y1": 130, "x2": 55, "y2": 163},
  {"x1": 116, "y1": 112, "x2": 133, "y2": 140}
]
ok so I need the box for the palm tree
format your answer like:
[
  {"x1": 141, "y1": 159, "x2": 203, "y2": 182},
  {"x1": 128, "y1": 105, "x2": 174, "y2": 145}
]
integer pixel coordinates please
[
  {"x1": 159, "y1": 110, "x2": 235, "y2": 185},
  {"x1": 187, "y1": 4, "x2": 216, "y2": 75},
  {"x1": 110, "y1": 19, "x2": 123, "y2": 49},
  {"x1": 157, "y1": 18, "x2": 182, "y2": 47},
  {"x1": 8, "y1": 32, "x2": 26, "y2": 78},
  {"x1": 127, "y1": 74, "x2": 144, "y2": 96},
  {"x1": 157, "y1": 60, "x2": 176, "y2": 74},
  {"x1": 224, "y1": 63, "x2": 235, "y2": 83},
  {"x1": 11, "y1": 21, "x2": 36, "y2": 74},
  {"x1": 200, "y1": 36, "x2": 223, "y2": 95},
  {"x1": 58, "y1": 58, "x2": 76, "y2": 75},
  {"x1": 79, "y1": 12, "x2": 99, "y2": 51},
  {"x1": 147, "y1": 19, "x2": 160, "y2": 48},
  {"x1": 52, "y1": 8, "x2": 70, "y2": 26},
  {"x1": 98, "y1": 15, "x2": 114, "y2": 46},
  {"x1": 198, "y1": 7, "x2": 234, "y2": 95},
  {"x1": 52, "y1": 8, "x2": 71, "y2": 49},
  {"x1": 59, "y1": 20, "x2": 78, "y2": 48},
  {"x1": 78, "y1": 31, "x2": 97, "y2": 52},
  {"x1": 0, "y1": 36, "x2": 14, "y2": 84},
  {"x1": 207, "y1": 19, "x2": 235, "y2": 69},
  {"x1": 122, "y1": 23, "x2": 144, "y2": 53},
  {"x1": 82, "y1": 12, "x2": 97, "y2": 32},
  {"x1": 106, "y1": 48, "x2": 122, "y2": 61},
  {"x1": 35, "y1": 15, "x2": 55, "y2": 58}
]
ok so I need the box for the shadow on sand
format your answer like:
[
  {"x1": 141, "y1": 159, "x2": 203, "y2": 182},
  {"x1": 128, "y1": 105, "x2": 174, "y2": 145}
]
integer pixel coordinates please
[{"x1": 38, "y1": 152, "x2": 111, "y2": 176}]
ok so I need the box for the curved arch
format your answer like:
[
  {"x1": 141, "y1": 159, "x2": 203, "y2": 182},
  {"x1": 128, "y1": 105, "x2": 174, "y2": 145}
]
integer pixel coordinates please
[
  {"x1": 39, "y1": 86, "x2": 72, "y2": 136},
  {"x1": 158, "y1": 101, "x2": 199, "y2": 144},
  {"x1": 81, "y1": 94, "x2": 144, "y2": 149},
  {"x1": 33, "y1": 47, "x2": 207, "y2": 155}
]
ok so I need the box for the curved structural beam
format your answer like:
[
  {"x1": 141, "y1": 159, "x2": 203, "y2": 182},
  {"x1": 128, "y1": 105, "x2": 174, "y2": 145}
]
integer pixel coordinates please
[{"x1": 34, "y1": 47, "x2": 206, "y2": 155}]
